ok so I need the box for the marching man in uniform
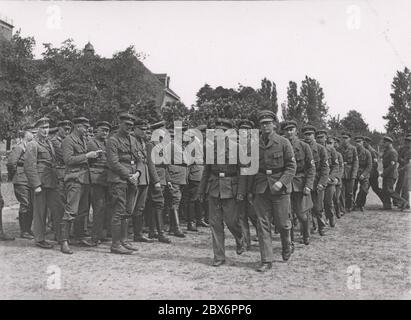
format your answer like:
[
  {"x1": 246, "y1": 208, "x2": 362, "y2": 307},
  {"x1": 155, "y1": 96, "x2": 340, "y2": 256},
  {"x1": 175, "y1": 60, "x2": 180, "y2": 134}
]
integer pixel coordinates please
[{"x1": 248, "y1": 111, "x2": 296, "y2": 272}]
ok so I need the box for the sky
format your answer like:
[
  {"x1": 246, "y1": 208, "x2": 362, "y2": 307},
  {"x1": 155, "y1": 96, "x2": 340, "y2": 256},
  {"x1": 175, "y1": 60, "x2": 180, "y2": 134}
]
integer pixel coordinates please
[{"x1": 1, "y1": 0, "x2": 410, "y2": 132}]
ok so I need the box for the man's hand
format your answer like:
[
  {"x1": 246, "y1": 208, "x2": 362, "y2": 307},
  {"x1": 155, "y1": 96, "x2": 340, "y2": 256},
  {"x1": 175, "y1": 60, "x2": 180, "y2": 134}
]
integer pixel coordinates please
[
  {"x1": 34, "y1": 187, "x2": 42, "y2": 193},
  {"x1": 303, "y1": 187, "x2": 311, "y2": 195},
  {"x1": 273, "y1": 181, "x2": 283, "y2": 192},
  {"x1": 167, "y1": 182, "x2": 174, "y2": 190},
  {"x1": 359, "y1": 174, "x2": 365, "y2": 180},
  {"x1": 247, "y1": 193, "x2": 254, "y2": 205},
  {"x1": 235, "y1": 193, "x2": 244, "y2": 202},
  {"x1": 317, "y1": 184, "x2": 325, "y2": 191},
  {"x1": 154, "y1": 182, "x2": 161, "y2": 189},
  {"x1": 86, "y1": 151, "x2": 99, "y2": 159}
]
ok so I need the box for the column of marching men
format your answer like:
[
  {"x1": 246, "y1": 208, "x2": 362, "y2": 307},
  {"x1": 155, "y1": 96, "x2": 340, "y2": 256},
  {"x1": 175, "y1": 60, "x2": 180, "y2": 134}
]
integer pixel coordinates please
[{"x1": 0, "y1": 110, "x2": 410, "y2": 272}]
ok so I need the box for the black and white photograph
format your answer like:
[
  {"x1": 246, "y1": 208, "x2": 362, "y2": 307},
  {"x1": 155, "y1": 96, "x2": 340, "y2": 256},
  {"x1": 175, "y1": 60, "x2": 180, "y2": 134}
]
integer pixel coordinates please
[{"x1": 0, "y1": 0, "x2": 410, "y2": 301}]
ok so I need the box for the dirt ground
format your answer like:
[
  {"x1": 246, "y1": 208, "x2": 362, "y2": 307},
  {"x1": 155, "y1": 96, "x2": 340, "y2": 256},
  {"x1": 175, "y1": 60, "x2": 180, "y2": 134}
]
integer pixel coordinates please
[{"x1": 0, "y1": 182, "x2": 410, "y2": 300}]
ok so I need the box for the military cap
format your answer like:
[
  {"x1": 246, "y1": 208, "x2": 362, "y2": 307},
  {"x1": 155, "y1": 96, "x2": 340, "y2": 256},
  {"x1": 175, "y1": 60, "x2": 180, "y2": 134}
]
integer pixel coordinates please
[
  {"x1": 363, "y1": 136, "x2": 372, "y2": 143},
  {"x1": 383, "y1": 136, "x2": 393, "y2": 143},
  {"x1": 49, "y1": 127, "x2": 58, "y2": 135},
  {"x1": 57, "y1": 120, "x2": 72, "y2": 128},
  {"x1": 315, "y1": 129, "x2": 328, "y2": 137},
  {"x1": 341, "y1": 131, "x2": 351, "y2": 138},
  {"x1": 283, "y1": 120, "x2": 298, "y2": 131},
  {"x1": 72, "y1": 117, "x2": 90, "y2": 126},
  {"x1": 150, "y1": 121, "x2": 166, "y2": 130},
  {"x1": 354, "y1": 135, "x2": 364, "y2": 141},
  {"x1": 118, "y1": 112, "x2": 136, "y2": 124},
  {"x1": 257, "y1": 110, "x2": 277, "y2": 123},
  {"x1": 301, "y1": 124, "x2": 316, "y2": 134},
  {"x1": 96, "y1": 121, "x2": 111, "y2": 130},
  {"x1": 238, "y1": 119, "x2": 254, "y2": 129},
  {"x1": 34, "y1": 117, "x2": 50, "y2": 128},
  {"x1": 215, "y1": 118, "x2": 233, "y2": 129}
]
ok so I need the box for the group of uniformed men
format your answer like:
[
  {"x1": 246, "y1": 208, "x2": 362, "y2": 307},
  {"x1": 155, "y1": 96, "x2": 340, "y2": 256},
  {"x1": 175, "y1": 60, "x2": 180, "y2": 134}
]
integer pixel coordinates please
[{"x1": 0, "y1": 109, "x2": 409, "y2": 272}]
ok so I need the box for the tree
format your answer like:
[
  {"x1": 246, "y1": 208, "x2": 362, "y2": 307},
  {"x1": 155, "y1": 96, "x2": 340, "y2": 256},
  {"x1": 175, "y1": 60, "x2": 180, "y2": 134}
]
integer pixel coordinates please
[
  {"x1": 282, "y1": 81, "x2": 305, "y2": 128},
  {"x1": 383, "y1": 67, "x2": 411, "y2": 137},
  {"x1": 298, "y1": 76, "x2": 329, "y2": 128},
  {"x1": 340, "y1": 110, "x2": 369, "y2": 135},
  {"x1": 0, "y1": 30, "x2": 38, "y2": 145}
]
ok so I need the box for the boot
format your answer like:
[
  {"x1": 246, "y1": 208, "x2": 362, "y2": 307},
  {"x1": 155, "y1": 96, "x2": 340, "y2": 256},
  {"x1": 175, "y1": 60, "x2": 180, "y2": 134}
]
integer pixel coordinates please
[
  {"x1": 110, "y1": 221, "x2": 132, "y2": 255},
  {"x1": 187, "y1": 203, "x2": 198, "y2": 232},
  {"x1": 0, "y1": 207, "x2": 15, "y2": 241},
  {"x1": 196, "y1": 202, "x2": 209, "y2": 227},
  {"x1": 170, "y1": 208, "x2": 185, "y2": 238},
  {"x1": 280, "y1": 229, "x2": 292, "y2": 261},
  {"x1": 290, "y1": 227, "x2": 295, "y2": 253},
  {"x1": 329, "y1": 214, "x2": 336, "y2": 228},
  {"x1": 301, "y1": 219, "x2": 310, "y2": 245},
  {"x1": 60, "y1": 222, "x2": 73, "y2": 254},
  {"x1": 154, "y1": 208, "x2": 171, "y2": 244},
  {"x1": 133, "y1": 215, "x2": 154, "y2": 242}
]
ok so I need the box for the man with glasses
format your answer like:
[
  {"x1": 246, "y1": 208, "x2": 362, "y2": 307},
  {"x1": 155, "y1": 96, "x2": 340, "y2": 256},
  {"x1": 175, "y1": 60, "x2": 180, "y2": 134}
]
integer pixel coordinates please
[
  {"x1": 353, "y1": 136, "x2": 372, "y2": 212},
  {"x1": 237, "y1": 119, "x2": 258, "y2": 250},
  {"x1": 87, "y1": 121, "x2": 111, "y2": 245},
  {"x1": 248, "y1": 111, "x2": 296, "y2": 272},
  {"x1": 107, "y1": 112, "x2": 141, "y2": 254},
  {"x1": 198, "y1": 118, "x2": 246, "y2": 267},
  {"x1": 302, "y1": 125, "x2": 329, "y2": 236},
  {"x1": 60, "y1": 117, "x2": 100, "y2": 254},
  {"x1": 339, "y1": 132, "x2": 359, "y2": 213},
  {"x1": 24, "y1": 117, "x2": 65, "y2": 249},
  {"x1": 283, "y1": 120, "x2": 315, "y2": 246},
  {"x1": 316, "y1": 130, "x2": 339, "y2": 228}
]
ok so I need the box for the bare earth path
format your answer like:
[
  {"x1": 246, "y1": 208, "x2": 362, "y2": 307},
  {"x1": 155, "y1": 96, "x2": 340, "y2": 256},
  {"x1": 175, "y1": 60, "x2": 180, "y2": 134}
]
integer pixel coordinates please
[{"x1": 0, "y1": 183, "x2": 410, "y2": 300}]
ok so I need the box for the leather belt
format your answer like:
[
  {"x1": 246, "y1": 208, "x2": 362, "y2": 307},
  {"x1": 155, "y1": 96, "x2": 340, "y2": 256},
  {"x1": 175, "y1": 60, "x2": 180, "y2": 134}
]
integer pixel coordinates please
[
  {"x1": 259, "y1": 168, "x2": 283, "y2": 174},
  {"x1": 211, "y1": 171, "x2": 237, "y2": 178}
]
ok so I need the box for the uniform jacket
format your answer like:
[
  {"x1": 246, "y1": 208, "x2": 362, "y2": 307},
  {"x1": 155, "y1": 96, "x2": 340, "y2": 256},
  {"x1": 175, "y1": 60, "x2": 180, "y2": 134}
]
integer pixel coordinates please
[
  {"x1": 62, "y1": 132, "x2": 91, "y2": 184},
  {"x1": 248, "y1": 132, "x2": 296, "y2": 195},
  {"x1": 50, "y1": 134, "x2": 66, "y2": 180},
  {"x1": 24, "y1": 137, "x2": 58, "y2": 189},
  {"x1": 356, "y1": 145, "x2": 372, "y2": 179},
  {"x1": 325, "y1": 145, "x2": 339, "y2": 184},
  {"x1": 107, "y1": 131, "x2": 145, "y2": 184},
  {"x1": 382, "y1": 145, "x2": 398, "y2": 179},
  {"x1": 198, "y1": 139, "x2": 247, "y2": 199},
  {"x1": 339, "y1": 144, "x2": 359, "y2": 180},
  {"x1": 289, "y1": 137, "x2": 315, "y2": 192},
  {"x1": 135, "y1": 139, "x2": 159, "y2": 186},
  {"x1": 87, "y1": 137, "x2": 108, "y2": 186},
  {"x1": 7, "y1": 142, "x2": 28, "y2": 185},
  {"x1": 365, "y1": 145, "x2": 379, "y2": 178},
  {"x1": 166, "y1": 142, "x2": 188, "y2": 185},
  {"x1": 335, "y1": 151, "x2": 344, "y2": 185},
  {"x1": 148, "y1": 141, "x2": 170, "y2": 186},
  {"x1": 307, "y1": 140, "x2": 329, "y2": 188}
]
